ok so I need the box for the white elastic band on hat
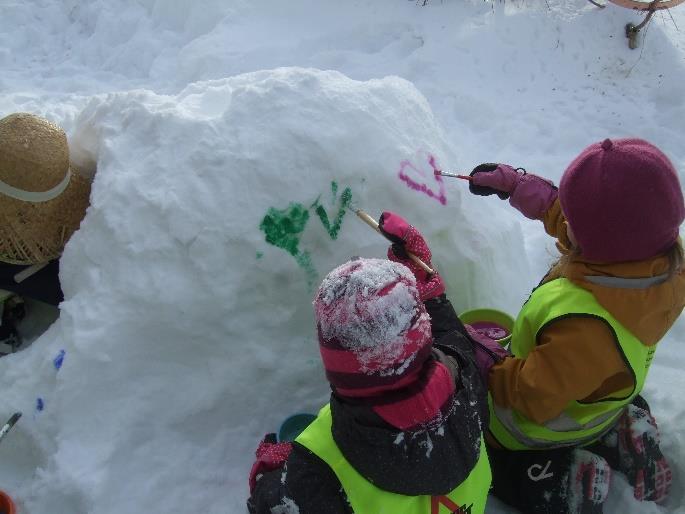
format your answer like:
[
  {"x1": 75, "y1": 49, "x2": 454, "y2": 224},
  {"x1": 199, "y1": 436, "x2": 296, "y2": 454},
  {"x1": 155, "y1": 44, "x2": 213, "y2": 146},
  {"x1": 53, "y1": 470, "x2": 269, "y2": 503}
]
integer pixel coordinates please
[
  {"x1": 14, "y1": 262, "x2": 49, "y2": 283},
  {"x1": 0, "y1": 169, "x2": 71, "y2": 203}
]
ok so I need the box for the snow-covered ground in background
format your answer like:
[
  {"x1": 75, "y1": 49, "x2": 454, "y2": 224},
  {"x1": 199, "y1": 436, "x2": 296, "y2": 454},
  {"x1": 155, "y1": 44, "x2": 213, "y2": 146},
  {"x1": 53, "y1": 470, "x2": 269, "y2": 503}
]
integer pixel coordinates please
[{"x1": 0, "y1": 1, "x2": 684, "y2": 513}]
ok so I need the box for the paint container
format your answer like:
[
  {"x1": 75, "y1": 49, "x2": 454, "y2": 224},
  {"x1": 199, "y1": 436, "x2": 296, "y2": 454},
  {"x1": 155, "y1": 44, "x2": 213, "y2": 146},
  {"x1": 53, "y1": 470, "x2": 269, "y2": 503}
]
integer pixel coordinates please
[
  {"x1": 0, "y1": 490, "x2": 16, "y2": 514},
  {"x1": 459, "y1": 308, "x2": 514, "y2": 347},
  {"x1": 278, "y1": 413, "x2": 317, "y2": 442}
]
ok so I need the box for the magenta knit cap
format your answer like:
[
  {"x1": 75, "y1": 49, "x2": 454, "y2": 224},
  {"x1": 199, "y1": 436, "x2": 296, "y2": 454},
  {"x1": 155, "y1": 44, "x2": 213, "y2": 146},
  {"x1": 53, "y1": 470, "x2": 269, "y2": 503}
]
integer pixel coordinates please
[
  {"x1": 559, "y1": 138, "x2": 685, "y2": 263},
  {"x1": 313, "y1": 258, "x2": 432, "y2": 398}
]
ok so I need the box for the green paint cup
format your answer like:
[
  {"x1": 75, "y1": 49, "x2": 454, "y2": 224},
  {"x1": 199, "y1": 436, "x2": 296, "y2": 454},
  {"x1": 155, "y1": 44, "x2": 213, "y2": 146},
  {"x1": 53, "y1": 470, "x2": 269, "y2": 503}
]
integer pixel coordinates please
[
  {"x1": 278, "y1": 413, "x2": 317, "y2": 442},
  {"x1": 459, "y1": 308, "x2": 515, "y2": 347}
]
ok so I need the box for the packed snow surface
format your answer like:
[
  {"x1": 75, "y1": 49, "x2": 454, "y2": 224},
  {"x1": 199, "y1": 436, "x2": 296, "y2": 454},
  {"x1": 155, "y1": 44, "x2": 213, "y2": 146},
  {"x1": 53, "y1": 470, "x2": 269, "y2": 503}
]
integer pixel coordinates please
[{"x1": 1, "y1": 1, "x2": 685, "y2": 513}]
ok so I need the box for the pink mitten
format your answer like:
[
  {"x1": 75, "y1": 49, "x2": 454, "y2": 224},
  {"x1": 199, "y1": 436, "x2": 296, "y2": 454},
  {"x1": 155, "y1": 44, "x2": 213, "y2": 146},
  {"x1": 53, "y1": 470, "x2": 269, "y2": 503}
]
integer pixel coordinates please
[
  {"x1": 465, "y1": 324, "x2": 510, "y2": 385},
  {"x1": 568, "y1": 449, "x2": 612, "y2": 512},
  {"x1": 470, "y1": 164, "x2": 558, "y2": 220},
  {"x1": 248, "y1": 434, "x2": 293, "y2": 493},
  {"x1": 617, "y1": 405, "x2": 672, "y2": 503},
  {"x1": 378, "y1": 211, "x2": 445, "y2": 301}
]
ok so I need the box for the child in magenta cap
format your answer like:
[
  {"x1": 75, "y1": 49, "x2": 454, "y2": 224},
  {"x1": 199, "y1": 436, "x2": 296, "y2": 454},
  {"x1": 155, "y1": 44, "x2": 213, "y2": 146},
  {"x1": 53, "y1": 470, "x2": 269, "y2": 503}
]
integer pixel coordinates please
[
  {"x1": 248, "y1": 213, "x2": 492, "y2": 514},
  {"x1": 467, "y1": 138, "x2": 685, "y2": 514}
]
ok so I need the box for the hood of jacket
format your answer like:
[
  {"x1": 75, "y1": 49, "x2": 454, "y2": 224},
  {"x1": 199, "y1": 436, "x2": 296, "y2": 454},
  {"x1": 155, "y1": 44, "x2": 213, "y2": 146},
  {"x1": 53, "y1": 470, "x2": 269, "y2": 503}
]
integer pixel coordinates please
[{"x1": 329, "y1": 331, "x2": 487, "y2": 497}]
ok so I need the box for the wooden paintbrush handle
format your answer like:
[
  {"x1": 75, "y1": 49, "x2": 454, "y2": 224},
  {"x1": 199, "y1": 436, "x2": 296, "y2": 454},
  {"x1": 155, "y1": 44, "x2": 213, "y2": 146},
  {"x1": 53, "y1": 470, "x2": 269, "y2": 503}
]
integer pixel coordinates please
[{"x1": 353, "y1": 209, "x2": 435, "y2": 275}]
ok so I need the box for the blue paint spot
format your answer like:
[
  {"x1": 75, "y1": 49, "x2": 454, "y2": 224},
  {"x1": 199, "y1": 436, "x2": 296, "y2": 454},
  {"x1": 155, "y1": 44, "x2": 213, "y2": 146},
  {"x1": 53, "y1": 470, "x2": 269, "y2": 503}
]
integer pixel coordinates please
[
  {"x1": 53, "y1": 349, "x2": 66, "y2": 370},
  {"x1": 36, "y1": 398, "x2": 44, "y2": 412}
]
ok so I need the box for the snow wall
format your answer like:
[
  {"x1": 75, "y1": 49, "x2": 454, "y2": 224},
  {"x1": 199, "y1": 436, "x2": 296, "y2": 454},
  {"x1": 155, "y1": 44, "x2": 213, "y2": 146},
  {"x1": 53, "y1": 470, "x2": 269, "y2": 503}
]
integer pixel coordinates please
[{"x1": 0, "y1": 68, "x2": 529, "y2": 513}]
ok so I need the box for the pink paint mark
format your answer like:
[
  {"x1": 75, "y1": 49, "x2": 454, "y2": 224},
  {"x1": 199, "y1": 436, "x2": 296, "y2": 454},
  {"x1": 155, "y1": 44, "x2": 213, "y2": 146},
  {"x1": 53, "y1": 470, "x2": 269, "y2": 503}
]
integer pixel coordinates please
[{"x1": 398, "y1": 153, "x2": 447, "y2": 205}]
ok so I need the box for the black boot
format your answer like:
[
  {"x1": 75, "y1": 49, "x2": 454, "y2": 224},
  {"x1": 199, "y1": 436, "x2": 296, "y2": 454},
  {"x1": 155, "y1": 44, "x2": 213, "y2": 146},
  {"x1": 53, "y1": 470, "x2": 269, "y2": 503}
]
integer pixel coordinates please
[
  {"x1": 489, "y1": 444, "x2": 610, "y2": 514},
  {"x1": 0, "y1": 294, "x2": 25, "y2": 357},
  {"x1": 0, "y1": 321, "x2": 21, "y2": 356}
]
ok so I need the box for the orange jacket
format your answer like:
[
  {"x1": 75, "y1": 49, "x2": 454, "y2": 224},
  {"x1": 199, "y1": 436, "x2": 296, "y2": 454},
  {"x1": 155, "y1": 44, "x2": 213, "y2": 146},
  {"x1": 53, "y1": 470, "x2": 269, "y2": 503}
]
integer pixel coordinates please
[{"x1": 489, "y1": 199, "x2": 685, "y2": 425}]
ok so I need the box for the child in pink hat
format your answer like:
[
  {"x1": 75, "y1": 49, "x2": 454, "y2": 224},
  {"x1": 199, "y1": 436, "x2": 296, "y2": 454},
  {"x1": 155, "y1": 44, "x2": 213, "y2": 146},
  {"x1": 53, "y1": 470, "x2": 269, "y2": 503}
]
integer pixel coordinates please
[
  {"x1": 468, "y1": 138, "x2": 685, "y2": 514},
  {"x1": 248, "y1": 213, "x2": 492, "y2": 514}
]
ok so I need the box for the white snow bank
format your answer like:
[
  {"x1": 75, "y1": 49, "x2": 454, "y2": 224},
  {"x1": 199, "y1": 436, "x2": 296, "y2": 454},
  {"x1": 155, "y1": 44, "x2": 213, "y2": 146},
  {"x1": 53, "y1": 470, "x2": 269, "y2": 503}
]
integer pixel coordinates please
[
  {"x1": 2, "y1": 0, "x2": 685, "y2": 512},
  {"x1": 0, "y1": 67, "x2": 528, "y2": 513}
]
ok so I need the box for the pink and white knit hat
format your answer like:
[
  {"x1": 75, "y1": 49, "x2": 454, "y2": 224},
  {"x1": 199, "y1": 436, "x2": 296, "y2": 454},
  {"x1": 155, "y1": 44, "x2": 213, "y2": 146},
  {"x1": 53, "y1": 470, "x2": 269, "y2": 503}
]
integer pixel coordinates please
[{"x1": 313, "y1": 258, "x2": 433, "y2": 397}]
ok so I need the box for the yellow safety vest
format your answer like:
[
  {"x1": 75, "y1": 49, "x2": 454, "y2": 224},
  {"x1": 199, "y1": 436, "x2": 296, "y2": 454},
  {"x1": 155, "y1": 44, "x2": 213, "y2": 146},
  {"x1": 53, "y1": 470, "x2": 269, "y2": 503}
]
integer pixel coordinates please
[
  {"x1": 296, "y1": 404, "x2": 492, "y2": 514},
  {"x1": 489, "y1": 278, "x2": 656, "y2": 450}
]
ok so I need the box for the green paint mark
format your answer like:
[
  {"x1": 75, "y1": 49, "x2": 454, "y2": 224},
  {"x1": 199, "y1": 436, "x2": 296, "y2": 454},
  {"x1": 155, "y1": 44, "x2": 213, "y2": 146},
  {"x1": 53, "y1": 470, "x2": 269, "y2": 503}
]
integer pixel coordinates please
[
  {"x1": 260, "y1": 203, "x2": 310, "y2": 256},
  {"x1": 314, "y1": 183, "x2": 353, "y2": 240},
  {"x1": 295, "y1": 250, "x2": 317, "y2": 287},
  {"x1": 259, "y1": 182, "x2": 354, "y2": 288},
  {"x1": 259, "y1": 202, "x2": 317, "y2": 286}
]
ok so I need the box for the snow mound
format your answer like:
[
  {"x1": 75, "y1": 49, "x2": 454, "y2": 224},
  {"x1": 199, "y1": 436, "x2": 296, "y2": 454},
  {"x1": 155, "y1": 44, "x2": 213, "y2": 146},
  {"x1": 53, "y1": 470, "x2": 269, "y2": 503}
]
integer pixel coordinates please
[{"x1": 0, "y1": 67, "x2": 527, "y2": 513}]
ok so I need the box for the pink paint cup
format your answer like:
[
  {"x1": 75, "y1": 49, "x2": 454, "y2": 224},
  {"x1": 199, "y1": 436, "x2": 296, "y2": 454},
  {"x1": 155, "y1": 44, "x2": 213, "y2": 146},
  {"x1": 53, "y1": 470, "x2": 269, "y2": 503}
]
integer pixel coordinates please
[{"x1": 459, "y1": 308, "x2": 514, "y2": 346}]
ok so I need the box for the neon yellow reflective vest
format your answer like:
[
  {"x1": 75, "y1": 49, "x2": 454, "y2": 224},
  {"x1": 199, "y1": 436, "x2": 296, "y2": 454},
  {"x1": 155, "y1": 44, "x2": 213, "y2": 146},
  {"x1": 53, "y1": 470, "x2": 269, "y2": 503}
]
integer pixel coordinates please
[
  {"x1": 296, "y1": 404, "x2": 491, "y2": 514},
  {"x1": 489, "y1": 278, "x2": 656, "y2": 450}
]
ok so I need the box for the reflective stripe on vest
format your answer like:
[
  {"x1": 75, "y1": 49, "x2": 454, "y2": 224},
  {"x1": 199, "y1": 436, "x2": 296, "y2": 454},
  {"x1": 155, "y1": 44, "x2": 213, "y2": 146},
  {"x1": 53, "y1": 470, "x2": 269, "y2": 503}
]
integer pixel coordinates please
[
  {"x1": 488, "y1": 278, "x2": 656, "y2": 450},
  {"x1": 296, "y1": 404, "x2": 492, "y2": 514}
]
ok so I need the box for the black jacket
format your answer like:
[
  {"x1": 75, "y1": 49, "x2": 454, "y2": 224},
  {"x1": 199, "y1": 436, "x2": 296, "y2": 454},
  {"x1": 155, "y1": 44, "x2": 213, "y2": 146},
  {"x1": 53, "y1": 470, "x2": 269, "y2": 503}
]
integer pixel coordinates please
[{"x1": 248, "y1": 295, "x2": 488, "y2": 514}]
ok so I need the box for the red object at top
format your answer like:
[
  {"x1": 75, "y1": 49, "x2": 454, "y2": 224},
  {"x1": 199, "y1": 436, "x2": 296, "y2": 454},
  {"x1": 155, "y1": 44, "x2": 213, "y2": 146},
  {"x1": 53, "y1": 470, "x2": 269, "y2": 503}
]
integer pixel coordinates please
[{"x1": 608, "y1": 0, "x2": 684, "y2": 11}]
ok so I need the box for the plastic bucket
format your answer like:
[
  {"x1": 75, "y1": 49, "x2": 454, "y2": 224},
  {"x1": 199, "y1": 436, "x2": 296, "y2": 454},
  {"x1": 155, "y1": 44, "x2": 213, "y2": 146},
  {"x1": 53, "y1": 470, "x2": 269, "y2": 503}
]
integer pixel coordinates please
[
  {"x1": 0, "y1": 490, "x2": 16, "y2": 514},
  {"x1": 278, "y1": 413, "x2": 316, "y2": 442},
  {"x1": 459, "y1": 308, "x2": 514, "y2": 346}
]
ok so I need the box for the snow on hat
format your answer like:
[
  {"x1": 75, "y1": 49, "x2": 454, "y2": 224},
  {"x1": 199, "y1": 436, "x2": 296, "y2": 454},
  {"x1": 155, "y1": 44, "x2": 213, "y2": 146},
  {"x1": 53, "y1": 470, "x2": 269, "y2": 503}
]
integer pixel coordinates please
[
  {"x1": 559, "y1": 138, "x2": 685, "y2": 263},
  {"x1": 314, "y1": 258, "x2": 433, "y2": 397},
  {"x1": 0, "y1": 113, "x2": 91, "y2": 264}
]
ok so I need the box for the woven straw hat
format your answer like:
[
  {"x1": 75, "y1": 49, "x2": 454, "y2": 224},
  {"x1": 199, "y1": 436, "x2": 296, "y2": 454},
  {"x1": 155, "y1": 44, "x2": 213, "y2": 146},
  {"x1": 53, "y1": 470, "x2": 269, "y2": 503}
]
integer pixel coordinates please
[{"x1": 0, "y1": 113, "x2": 91, "y2": 264}]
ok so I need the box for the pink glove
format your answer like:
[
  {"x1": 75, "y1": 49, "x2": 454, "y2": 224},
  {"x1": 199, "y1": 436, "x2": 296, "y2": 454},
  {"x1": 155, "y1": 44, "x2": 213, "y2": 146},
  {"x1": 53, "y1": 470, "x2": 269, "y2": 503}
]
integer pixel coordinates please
[
  {"x1": 248, "y1": 434, "x2": 293, "y2": 493},
  {"x1": 465, "y1": 324, "x2": 510, "y2": 386},
  {"x1": 615, "y1": 404, "x2": 672, "y2": 503},
  {"x1": 469, "y1": 163, "x2": 558, "y2": 220},
  {"x1": 567, "y1": 450, "x2": 612, "y2": 511},
  {"x1": 378, "y1": 211, "x2": 445, "y2": 301}
]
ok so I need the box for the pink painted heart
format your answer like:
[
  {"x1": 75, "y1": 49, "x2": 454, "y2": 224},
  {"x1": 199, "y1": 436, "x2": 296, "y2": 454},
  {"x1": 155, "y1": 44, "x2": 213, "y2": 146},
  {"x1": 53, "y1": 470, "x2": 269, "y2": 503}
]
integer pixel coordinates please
[{"x1": 398, "y1": 154, "x2": 447, "y2": 205}]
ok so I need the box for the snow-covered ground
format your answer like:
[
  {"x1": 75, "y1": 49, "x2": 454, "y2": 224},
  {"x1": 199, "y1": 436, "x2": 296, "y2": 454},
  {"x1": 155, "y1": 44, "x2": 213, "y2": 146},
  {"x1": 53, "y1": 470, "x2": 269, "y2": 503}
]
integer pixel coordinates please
[{"x1": 1, "y1": 1, "x2": 684, "y2": 513}]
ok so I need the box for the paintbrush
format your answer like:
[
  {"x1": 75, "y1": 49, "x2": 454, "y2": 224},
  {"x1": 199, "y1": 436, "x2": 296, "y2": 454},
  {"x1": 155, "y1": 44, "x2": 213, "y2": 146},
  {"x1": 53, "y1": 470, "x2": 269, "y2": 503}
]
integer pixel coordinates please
[
  {"x1": 434, "y1": 170, "x2": 472, "y2": 181},
  {"x1": 0, "y1": 412, "x2": 21, "y2": 446},
  {"x1": 349, "y1": 206, "x2": 435, "y2": 275}
]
